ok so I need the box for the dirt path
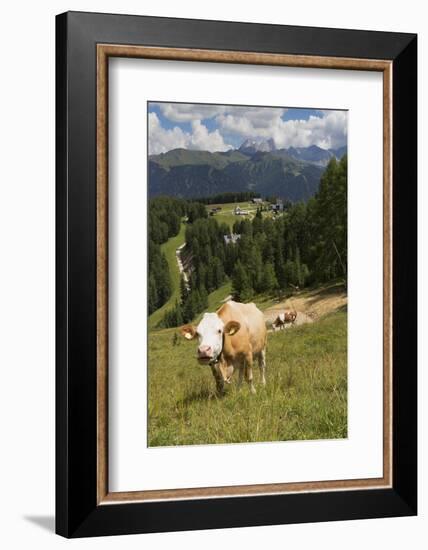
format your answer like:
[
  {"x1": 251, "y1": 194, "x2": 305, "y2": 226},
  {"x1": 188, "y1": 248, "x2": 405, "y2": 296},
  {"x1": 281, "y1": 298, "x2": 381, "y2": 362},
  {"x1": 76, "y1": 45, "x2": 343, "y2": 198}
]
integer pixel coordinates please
[
  {"x1": 176, "y1": 243, "x2": 189, "y2": 288},
  {"x1": 264, "y1": 283, "x2": 347, "y2": 330}
]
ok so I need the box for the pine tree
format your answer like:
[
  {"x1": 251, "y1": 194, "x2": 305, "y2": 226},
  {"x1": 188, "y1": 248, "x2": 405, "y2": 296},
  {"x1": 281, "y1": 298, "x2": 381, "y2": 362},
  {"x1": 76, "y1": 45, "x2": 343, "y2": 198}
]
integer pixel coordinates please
[
  {"x1": 252, "y1": 208, "x2": 263, "y2": 235},
  {"x1": 183, "y1": 293, "x2": 195, "y2": 323},
  {"x1": 307, "y1": 155, "x2": 347, "y2": 283},
  {"x1": 174, "y1": 300, "x2": 183, "y2": 326},
  {"x1": 295, "y1": 246, "x2": 303, "y2": 287},
  {"x1": 148, "y1": 273, "x2": 158, "y2": 314},
  {"x1": 232, "y1": 260, "x2": 253, "y2": 301},
  {"x1": 250, "y1": 246, "x2": 263, "y2": 293},
  {"x1": 205, "y1": 258, "x2": 215, "y2": 292},
  {"x1": 284, "y1": 259, "x2": 297, "y2": 286},
  {"x1": 260, "y1": 262, "x2": 278, "y2": 293},
  {"x1": 199, "y1": 284, "x2": 208, "y2": 310}
]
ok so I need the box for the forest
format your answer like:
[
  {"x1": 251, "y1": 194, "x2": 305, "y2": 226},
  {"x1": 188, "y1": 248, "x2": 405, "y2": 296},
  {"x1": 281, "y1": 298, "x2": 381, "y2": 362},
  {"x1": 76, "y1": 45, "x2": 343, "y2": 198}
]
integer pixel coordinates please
[
  {"x1": 148, "y1": 196, "x2": 209, "y2": 314},
  {"x1": 149, "y1": 155, "x2": 347, "y2": 328}
]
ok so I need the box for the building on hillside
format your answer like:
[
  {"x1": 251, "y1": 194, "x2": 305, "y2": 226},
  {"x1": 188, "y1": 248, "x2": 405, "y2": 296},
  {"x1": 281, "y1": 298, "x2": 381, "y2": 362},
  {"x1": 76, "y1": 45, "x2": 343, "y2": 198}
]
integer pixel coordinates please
[
  {"x1": 251, "y1": 197, "x2": 263, "y2": 204},
  {"x1": 270, "y1": 199, "x2": 284, "y2": 213},
  {"x1": 234, "y1": 205, "x2": 249, "y2": 215},
  {"x1": 224, "y1": 233, "x2": 241, "y2": 245}
]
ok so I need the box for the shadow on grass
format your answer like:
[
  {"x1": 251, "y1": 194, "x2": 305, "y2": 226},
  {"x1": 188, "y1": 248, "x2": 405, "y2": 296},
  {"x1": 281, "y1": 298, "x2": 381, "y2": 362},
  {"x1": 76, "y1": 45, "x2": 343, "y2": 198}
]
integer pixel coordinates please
[
  {"x1": 178, "y1": 387, "x2": 224, "y2": 406},
  {"x1": 304, "y1": 282, "x2": 346, "y2": 307}
]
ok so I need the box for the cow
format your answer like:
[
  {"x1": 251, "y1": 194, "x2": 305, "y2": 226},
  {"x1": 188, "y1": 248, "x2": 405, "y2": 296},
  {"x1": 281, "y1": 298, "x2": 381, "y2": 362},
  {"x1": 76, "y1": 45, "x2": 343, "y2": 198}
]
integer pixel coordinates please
[
  {"x1": 273, "y1": 310, "x2": 297, "y2": 330},
  {"x1": 181, "y1": 301, "x2": 267, "y2": 395}
]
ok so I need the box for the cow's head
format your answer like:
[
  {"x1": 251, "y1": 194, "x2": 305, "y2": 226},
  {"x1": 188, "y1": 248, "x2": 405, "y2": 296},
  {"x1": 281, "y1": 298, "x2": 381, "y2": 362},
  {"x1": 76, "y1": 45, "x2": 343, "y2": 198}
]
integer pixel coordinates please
[{"x1": 181, "y1": 312, "x2": 241, "y2": 365}]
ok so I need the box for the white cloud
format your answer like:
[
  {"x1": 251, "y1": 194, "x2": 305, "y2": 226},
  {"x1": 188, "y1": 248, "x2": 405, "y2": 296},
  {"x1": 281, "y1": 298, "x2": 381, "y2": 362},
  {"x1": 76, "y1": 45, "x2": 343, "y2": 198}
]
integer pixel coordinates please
[
  {"x1": 148, "y1": 112, "x2": 232, "y2": 155},
  {"x1": 216, "y1": 109, "x2": 347, "y2": 149},
  {"x1": 149, "y1": 104, "x2": 347, "y2": 153},
  {"x1": 148, "y1": 112, "x2": 188, "y2": 154},
  {"x1": 156, "y1": 104, "x2": 288, "y2": 126},
  {"x1": 187, "y1": 120, "x2": 231, "y2": 151},
  {"x1": 215, "y1": 107, "x2": 286, "y2": 136},
  {"x1": 156, "y1": 103, "x2": 226, "y2": 122},
  {"x1": 279, "y1": 111, "x2": 348, "y2": 149}
]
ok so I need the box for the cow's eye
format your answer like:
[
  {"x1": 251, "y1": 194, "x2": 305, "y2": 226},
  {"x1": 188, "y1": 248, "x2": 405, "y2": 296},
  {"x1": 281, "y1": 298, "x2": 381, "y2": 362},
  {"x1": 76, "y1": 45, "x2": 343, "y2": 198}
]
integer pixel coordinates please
[{"x1": 218, "y1": 329, "x2": 222, "y2": 334}]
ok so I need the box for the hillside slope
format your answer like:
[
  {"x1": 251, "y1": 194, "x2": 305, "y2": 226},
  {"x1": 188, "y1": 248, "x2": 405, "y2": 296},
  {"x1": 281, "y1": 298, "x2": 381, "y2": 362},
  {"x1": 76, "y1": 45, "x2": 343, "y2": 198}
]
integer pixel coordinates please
[
  {"x1": 148, "y1": 310, "x2": 347, "y2": 446},
  {"x1": 149, "y1": 149, "x2": 324, "y2": 201}
]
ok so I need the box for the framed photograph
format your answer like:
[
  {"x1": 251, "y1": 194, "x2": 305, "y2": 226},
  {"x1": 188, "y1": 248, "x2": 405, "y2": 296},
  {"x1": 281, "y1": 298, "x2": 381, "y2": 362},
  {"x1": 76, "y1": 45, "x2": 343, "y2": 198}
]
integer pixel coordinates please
[{"x1": 56, "y1": 11, "x2": 417, "y2": 538}]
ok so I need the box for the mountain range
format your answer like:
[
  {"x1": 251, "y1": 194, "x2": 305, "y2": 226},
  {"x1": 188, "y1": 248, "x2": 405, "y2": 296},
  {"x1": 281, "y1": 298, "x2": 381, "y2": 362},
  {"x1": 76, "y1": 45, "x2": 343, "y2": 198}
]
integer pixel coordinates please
[
  {"x1": 148, "y1": 140, "x2": 347, "y2": 202},
  {"x1": 239, "y1": 139, "x2": 346, "y2": 167}
]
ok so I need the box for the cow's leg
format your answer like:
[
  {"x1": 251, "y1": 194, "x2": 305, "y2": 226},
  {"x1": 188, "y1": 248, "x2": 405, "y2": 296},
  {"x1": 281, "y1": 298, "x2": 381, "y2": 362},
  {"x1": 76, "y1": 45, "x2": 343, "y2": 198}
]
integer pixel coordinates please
[
  {"x1": 237, "y1": 364, "x2": 244, "y2": 389},
  {"x1": 258, "y1": 349, "x2": 266, "y2": 386},
  {"x1": 245, "y1": 354, "x2": 256, "y2": 394},
  {"x1": 211, "y1": 365, "x2": 225, "y2": 396}
]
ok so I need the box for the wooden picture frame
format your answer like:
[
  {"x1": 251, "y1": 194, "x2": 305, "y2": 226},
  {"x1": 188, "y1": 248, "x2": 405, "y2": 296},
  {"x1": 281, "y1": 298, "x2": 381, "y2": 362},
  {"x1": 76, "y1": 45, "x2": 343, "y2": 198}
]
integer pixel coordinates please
[{"x1": 56, "y1": 11, "x2": 417, "y2": 538}]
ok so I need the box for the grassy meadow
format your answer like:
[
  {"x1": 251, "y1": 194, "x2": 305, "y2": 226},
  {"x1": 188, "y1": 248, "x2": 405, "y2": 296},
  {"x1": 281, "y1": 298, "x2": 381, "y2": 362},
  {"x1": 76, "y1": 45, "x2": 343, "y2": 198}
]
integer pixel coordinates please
[
  {"x1": 206, "y1": 201, "x2": 261, "y2": 229},
  {"x1": 148, "y1": 310, "x2": 347, "y2": 447}
]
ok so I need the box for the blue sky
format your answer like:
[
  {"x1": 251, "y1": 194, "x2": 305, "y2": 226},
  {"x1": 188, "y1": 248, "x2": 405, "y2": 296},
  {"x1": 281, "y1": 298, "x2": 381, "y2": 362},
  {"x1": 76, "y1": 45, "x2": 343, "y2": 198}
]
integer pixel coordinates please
[{"x1": 148, "y1": 102, "x2": 347, "y2": 155}]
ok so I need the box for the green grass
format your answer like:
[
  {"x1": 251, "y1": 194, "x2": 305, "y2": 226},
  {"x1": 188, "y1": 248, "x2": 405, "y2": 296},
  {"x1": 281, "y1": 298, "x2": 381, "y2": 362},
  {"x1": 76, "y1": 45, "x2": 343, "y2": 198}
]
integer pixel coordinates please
[
  {"x1": 206, "y1": 201, "x2": 256, "y2": 211},
  {"x1": 206, "y1": 281, "x2": 232, "y2": 312},
  {"x1": 207, "y1": 202, "x2": 282, "y2": 229},
  {"x1": 148, "y1": 223, "x2": 186, "y2": 330},
  {"x1": 207, "y1": 201, "x2": 259, "y2": 230},
  {"x1": 148, "y1": 310, "x2": 347, "y2": 446}
]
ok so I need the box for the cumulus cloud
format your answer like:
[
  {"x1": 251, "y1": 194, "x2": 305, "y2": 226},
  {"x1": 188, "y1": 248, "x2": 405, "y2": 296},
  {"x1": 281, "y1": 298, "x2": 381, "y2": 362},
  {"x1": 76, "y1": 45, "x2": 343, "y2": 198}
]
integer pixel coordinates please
[
  {"x1": 148, "y1": 112, "x2": 188, "y2": 154},
  {"x1": 148, "y1": 112, "x2": 232, "y2": 155},
  {"x1": 216, "y1": 108, "x2": 347, "y2": 149},
  {"x1": 149, "y1": 103, "x2": 347, "y2": 153},
  {"x1": 216, "y1": 107, "x2": 287, "y2": 133},
  {"x1": 156, "y1": 103, "x2": 227, "y2": 122},
  {"x1": 188, "y1": 120, "x2": 232, "y2": 151}
]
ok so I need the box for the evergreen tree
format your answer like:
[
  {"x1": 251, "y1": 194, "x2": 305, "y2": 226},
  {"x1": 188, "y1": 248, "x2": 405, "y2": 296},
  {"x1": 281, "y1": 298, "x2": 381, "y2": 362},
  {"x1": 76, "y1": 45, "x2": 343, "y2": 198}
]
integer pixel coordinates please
[
  {"x1": 284, "y1": 259, "x2": 297, "y2": 286},
  {"x1": 174, "y1": 301, "x2": 183, "y2": 326},
  {"x1": 252, "y1": 208, "x2": 263, "y2": 235},
  {"x1": 294, "y1": 246, "x2": 303, "y2": 287},
  {"x1": 260, "y1": 262, "x2": 278, "y2": 293},
  {"x1": 148, "y1": 273, "x2": 158, "y2": 315},
  {"x1": 250, "y1": 247, "x2": 264, "y2": 293},
  {"x1": 308, "y1": 155, "x2": 347, "y2": 282},
  {"x1": 232, "y1": 260, "x2": 253, "y2": 302},
  {"x1": 199, "y1": 284, "x2": 209, "y2": 310},
  {"x1": 183, "y1": 293, "x2": 195, "y2": 323}
]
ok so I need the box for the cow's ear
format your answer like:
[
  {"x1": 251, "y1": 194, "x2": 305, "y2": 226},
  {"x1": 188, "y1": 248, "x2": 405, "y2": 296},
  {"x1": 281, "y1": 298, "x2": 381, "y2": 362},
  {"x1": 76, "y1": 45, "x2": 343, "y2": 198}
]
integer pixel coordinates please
[
  {"x1": 224, "y1": 320, "x2": 241, "y2": 336},
  {"x1": 180, "y1": 325, "x2": 197, "y2": 340}
]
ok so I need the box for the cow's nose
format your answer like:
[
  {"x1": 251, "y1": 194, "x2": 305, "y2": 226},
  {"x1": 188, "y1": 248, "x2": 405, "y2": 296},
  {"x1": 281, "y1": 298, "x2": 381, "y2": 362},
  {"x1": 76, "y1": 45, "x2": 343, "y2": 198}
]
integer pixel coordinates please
[{"x1": 198, "y1": 345, "x2": 212, "y2": 357}]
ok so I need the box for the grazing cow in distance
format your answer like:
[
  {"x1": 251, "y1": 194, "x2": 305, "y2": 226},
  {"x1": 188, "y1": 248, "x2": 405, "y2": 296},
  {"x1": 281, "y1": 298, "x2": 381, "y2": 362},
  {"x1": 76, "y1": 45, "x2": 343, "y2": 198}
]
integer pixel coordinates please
[
  {"x1": 181, "y1": 301, "x2": 267, "y2": 395},
  {"x1": 273, "y1": 310, "x2": 297, "y2": 330}
]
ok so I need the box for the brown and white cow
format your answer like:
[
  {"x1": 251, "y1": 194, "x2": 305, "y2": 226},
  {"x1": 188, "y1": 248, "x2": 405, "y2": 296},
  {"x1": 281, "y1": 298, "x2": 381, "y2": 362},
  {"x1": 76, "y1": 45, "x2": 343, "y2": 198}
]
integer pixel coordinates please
[
  {"x1": 273, "y1": 310, "x2": 297, "y2": 330},
  {"x1": 181, "y1": 301, "x2": 267, "y2": 395}
]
